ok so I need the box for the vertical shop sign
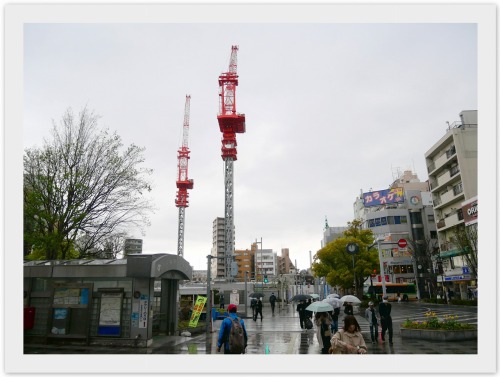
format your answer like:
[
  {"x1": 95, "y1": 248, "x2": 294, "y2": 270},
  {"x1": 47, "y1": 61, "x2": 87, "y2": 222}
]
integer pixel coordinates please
[{"x1": 139, "y1": 299, "x2": 148, "y2": 328}]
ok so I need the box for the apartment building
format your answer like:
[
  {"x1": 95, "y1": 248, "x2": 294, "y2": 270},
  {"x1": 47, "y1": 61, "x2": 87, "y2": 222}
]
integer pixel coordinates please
[
  {"x1": 276, "y1": 248, "x2": 296, "y2": 275},
  {"x1": 233, "y1": 244, "x2": 256, "y2": 282},
  {"x1": 211, "y1": 217, "x2": 226, "y2": 279},
  {"x1": 424, "y1": 110, "x2": 477, "y2": 298},
  {"x1": 254, "y1": 246, "x2": 277, "y2": 281}
]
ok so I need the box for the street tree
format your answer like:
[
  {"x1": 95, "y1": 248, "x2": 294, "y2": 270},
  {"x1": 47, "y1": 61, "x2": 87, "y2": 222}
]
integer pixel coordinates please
[
  {"x1": 312, "y1": 220, "x2": 378, "y2": 298},
  {"x1": 24, "y1": 107, "x2": 154, "y2": 260},
  {"x1": 450, "y1": 224, "x2": 478, "y2": 280},
  {"x1": 406, "y1": 236, "x2": 439, "y2": 298}
]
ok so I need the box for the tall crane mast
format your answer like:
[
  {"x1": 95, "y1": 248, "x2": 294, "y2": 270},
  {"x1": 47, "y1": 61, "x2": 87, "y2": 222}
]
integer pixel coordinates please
[
  {"x1": 217, "y1": 45, "x2": 246, "y2": 280},
  {"x1": 175, "y1": 94, "x2": 194, "y2": 258}
]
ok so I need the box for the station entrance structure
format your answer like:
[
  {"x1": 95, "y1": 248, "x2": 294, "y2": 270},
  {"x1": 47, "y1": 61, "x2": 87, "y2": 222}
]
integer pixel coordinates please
[{"x1": 23, "y1": 253, "x2": 192, "y2": 348}]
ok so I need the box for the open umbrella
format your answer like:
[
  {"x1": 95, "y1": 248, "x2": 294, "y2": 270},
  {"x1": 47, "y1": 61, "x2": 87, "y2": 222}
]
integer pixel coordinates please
[
  {"x1": 323, "y1": 297, "x2": 342, "y2": 308},
  {"x1": 249, "y1": 292, "x2": 265, "y2": 298},
  {"x1": 327, "y1": 293, "x2": 340, "y2": 299},
  {"x1": 309, "y1": 293, "x2": 320, "y2": 299},
  {"x1": 305, "y1": 301, "x2": 334, "y2": 313},
  {"x1": 291, "y1": 294, "x2": 312, "y2": 301},
  {"x1": 340, "y1": 295, "x2": 361, "y2": 304}
]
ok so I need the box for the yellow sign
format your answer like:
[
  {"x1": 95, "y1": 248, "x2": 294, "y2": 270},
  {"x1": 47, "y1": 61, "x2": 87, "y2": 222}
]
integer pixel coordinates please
[{"x1": 189, "y1": 295, "x2": 207, "y2": 327}]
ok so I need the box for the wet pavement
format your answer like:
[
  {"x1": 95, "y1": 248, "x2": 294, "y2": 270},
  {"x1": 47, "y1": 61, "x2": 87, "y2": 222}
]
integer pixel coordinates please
[{"x1": 24, "y1": 301, "x2": 477, "y2": 355}]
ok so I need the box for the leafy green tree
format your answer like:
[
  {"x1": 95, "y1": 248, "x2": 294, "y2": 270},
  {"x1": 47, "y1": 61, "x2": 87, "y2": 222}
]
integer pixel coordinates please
[
  {"x1": 312, "y1": 220, "x2": 378, "y2": 298},
  {"x1": 24, "y1": 107, "x2": 154, "y2": 260}
]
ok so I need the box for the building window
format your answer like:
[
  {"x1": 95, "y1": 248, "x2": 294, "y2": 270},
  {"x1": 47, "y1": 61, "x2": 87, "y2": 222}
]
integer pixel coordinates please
[
  {"x1": 428, "y1": 214, "x2": 435, "y2": 222},
  {"x1": 410, "y1": 212, "x2": 422, "y2": 224},
  {"x1": 368, "y1": 219, "x2": 375, "y2": 228},
  {"x1": 381, "y1": 217, "x2": 387, "y2": 226},
  {"x1": 400, "y1": 216, "x2": 407, "y2": 224},
  {"x1": 375, "y1": 218, "x2": 381, "y2": 226},
  {"x1": 394, "y1": 216, "x2": 401, "y2": 224},
  {"x1": 387, "y1": 216, "x2": 394, "y2": 224}
]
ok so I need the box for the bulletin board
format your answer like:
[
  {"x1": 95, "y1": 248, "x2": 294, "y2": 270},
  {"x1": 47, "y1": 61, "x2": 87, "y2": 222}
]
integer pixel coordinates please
[{"x1": 97, "y1": 289, "x2": 123, "y2": 336}]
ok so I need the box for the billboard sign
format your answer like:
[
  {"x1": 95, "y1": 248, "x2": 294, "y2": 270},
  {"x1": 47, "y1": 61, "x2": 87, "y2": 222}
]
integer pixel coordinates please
[
  {"x1": 462, "y1": 196, "x2": 477, "y2": 226},
  {"x1": 363, "y1": 188, "x2": 404, "y2": 207}
]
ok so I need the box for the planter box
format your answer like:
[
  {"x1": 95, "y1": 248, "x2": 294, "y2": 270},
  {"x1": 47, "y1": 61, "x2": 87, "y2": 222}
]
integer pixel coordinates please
[{"x1": 400, "y1": 327, "x2": 477, "y2": 341}]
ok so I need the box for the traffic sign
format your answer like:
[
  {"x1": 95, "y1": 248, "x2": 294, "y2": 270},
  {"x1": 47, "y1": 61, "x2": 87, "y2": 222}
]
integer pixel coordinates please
[{"x1": 397, "y1": 239, "x2": 407, "y2": 248}]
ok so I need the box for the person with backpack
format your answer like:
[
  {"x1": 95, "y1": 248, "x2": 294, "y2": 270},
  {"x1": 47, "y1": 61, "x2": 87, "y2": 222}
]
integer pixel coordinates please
[
  {"x1": 217, "y1": 304, "x2": 248, "y2": 354},
  {"x1": 269, "y1": 293, "x2": 277, "y2": 316}
]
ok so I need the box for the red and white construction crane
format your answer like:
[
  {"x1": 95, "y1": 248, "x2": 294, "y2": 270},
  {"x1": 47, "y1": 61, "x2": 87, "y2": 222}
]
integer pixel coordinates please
[
  {"x1": 175, "y1": 95, "x2": 194, "y2": 258},
  {"x1": 217, "y1": 45, "x2": 246, "y2": 279}
]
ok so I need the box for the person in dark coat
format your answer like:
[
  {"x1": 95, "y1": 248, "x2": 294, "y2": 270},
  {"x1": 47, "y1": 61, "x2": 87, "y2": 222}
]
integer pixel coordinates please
[
  {"x1": 297, "y1": 300, "x2": 307, "y2": 329},
  {"x1": 269, "y1": 293, "x2": 277, "y2": 316},
  {"x1": 330, "y1": 306, "x2": 340, "y2": 333},
  {"x1": 219, "y1": 293, "x2": 225, "y2": 309},
  {"x1": 378, "y1": 296, "x2": 393, "y2": 344},
  {"x1": 344, "y1": 302, "x2": 354, "y2": 315},
  {"x1": 254, "y1": 297, "x2": 263, "y2": 321},
  {"x1": 306, "y1": 299, "x2": 313, "y2": 319}
]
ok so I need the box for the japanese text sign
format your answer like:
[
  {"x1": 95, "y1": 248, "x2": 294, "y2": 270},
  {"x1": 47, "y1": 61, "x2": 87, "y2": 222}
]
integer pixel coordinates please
[{"x1": 363, "y1": 188, "x2": 404, "y2": 207}]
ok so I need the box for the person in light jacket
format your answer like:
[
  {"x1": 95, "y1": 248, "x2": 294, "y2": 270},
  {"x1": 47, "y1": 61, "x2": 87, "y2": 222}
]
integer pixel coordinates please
[
  {"x1": 364, "y1": 301, "x2": 379, "y2": 343},
  {"x1": 330, "y1": 315, "x2": 367, "y2": 354}
]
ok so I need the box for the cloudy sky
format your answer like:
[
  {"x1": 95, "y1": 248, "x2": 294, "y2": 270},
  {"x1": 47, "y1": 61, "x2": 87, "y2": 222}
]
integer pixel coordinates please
[{"x1": 22, "y1": 12, "x2": 479, "y2": 272}]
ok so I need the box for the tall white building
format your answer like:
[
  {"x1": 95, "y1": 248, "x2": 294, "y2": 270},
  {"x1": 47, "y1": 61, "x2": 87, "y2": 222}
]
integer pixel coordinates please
[
  {"x1": 424, "y1": 110, "x2": 477, "y2": 298},
  {"x1": 211, "y1": 217, "x2": 225, "y2": 279},
  {"x1": 254, "y1": 248, "x2": 277, "y2": 279}
]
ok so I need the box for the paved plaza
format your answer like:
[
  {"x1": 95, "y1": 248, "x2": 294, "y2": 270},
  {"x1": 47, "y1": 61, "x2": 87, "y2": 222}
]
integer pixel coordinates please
[{"x1": 24, "y1": 301, "x2": 477, "y2": 355}]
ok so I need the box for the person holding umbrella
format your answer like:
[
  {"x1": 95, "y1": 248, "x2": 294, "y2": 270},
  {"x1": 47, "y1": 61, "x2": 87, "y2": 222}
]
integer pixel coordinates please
[
  {"x1": 296, "y1": 300, "x2": 307, "y2": 329},
  {"x1": 344, "y1": 302, "x2": 354, "y2": 315}
]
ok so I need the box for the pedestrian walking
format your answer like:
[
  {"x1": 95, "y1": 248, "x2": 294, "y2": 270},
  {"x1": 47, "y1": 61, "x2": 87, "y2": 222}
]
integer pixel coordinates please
[
  {"x1": 467, "y1": 288, "x2": 473, "y2": 300},
  {"x1": 254, "y1": 297, "x2": 263, "y2": 321},
  {"x1": 216, "y1": 304, "x2": 248, "y2": 354},
  {"x1": 314, "y1": 312, "x2": 332, "y2": 354},
  {"x1": 219, "y1": 292, "x2": 225, "y2": 309},
  {"x1": 269, "y1": 292, "x2": 277, "y2": 316},
  {"x1": 250, "y1": 297, "x2": 257, "y2": 317},
  {"x1": 364, "y1": 301, "x2": 379, "y2": 343},
  {"x1": 297, "y1": 300, "x2": 307, "y2": 329},
  {"x1": 329, "y1": 315, "x2": 367, "y2": 354},
  {"x1": 306, "y1": 299, "x2": 313, "y2": 319},
  {"x1": 330, "y1": 306, "x2": 340, "y2": 334},
  {"x1": 378, "y1": 295, "x2": 393, "y2": 345},
  {"x1": 344, "y1": 302, "x2": 353, "y2": 315}
]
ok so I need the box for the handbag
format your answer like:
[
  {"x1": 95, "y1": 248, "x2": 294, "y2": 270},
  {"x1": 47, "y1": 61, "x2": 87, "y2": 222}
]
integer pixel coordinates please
[{"x1": 305, "y1": 317, "x2": 313, "y2": 329}]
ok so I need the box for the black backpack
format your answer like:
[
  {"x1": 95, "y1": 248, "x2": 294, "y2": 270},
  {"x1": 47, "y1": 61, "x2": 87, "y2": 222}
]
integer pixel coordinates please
[{"x1": 228, "y1": 317, "x2": 245, "y2": 354}]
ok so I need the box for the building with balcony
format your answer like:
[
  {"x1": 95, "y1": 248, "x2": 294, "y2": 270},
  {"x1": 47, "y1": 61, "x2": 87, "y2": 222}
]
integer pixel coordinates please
[
  {"x1": 424, "y1": 110, "x2": 477, "y2": 298},
  {"x1": 254, "y1": 247, "x2": 277, "y2": 281},
  {"x1": 233, "y1": 245, "x2": 256, "y2": 282},
  {"x1": 276, "y1": 248, "x2": 296, "y2": 275}
]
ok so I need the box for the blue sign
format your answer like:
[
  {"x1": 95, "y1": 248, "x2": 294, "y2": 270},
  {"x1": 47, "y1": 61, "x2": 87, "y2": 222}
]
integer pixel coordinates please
[
  {"x1": 462, "y1": 267, "x2": 470, "y2": 274},
  {"x1": 363, "y1": 188, "x2": 404, "y2": 207}
]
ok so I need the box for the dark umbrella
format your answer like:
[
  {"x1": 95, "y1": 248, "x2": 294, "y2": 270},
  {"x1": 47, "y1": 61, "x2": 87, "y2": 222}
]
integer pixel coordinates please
[
  {"x1": 291, "y1": 294, "x2": 312, "y2": 301},
  {"x1": 249, "y1": 292, "x2": 265, "y2": 298}
]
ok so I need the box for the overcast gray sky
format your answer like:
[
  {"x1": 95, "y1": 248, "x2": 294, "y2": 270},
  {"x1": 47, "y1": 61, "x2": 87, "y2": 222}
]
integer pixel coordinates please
[{"x1": 23, "y1": 21, "x2": 477, "y2": 271}]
